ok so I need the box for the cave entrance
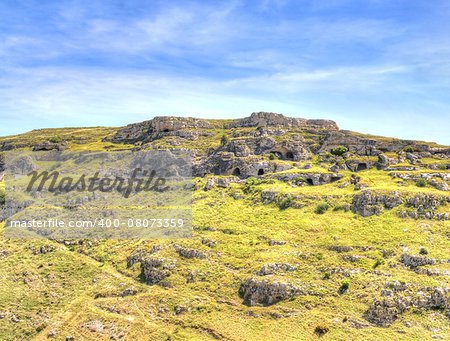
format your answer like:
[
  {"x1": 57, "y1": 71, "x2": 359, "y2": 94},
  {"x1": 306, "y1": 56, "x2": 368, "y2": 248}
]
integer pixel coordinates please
[
  {"x1": 232, "y1": 168, "x2": 241, "y2": 176},
  {"x1": 285, "y1": 151, "x2": 294, "y2": 160},
  {"x1": 306, "y1": 178, "x2": 314, "y2": 185},
  {"x1": 257, "y1": 169, "x2": 265, "y2": 176},
  {"x1": 162, "y1": 129, "x2": 170, "y2": 133},
  {"x1": 357, "y1": 163, "x2": 368, "y2": 171}
]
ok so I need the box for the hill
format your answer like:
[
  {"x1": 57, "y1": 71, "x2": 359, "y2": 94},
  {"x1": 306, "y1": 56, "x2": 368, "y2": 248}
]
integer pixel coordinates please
[{"x1": 0, "y1": 112, "x2": 449, "y2": 340}]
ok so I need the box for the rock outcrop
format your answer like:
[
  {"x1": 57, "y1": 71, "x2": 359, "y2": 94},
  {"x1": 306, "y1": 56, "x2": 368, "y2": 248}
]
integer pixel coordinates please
[
  {"x1": 238, "y1": 278, "x2": 300, "y2": 306},
  {"x1": 173, "y1": 244, "x2": 206, "y2": 259},
  {"x1": 256, "y1": 263, "x2": 297, "y2": 276},
  {"x1": 228, "y1": 112, "x2": 339, "y2": 131},
  {"x1": 140, "y1": 258, "x2": 175, "y2": 285},
  {"x1": 112, "y1": 116, "x2": 212, "y2": 144},
  {"x1": 365, "y1": 286, "x2": 450, "y2": 326},
  {"x1": 351, "y1": 191, "x2": 403, "y2": 217},
  {"x1": 32, "y1": 141, "x2": 68, "y2": 151}
]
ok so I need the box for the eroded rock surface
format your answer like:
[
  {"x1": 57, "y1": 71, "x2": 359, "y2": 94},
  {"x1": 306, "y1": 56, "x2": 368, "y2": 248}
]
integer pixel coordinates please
[{"x1": 239, "y1": 278, "x2": 300, "y2": 306}]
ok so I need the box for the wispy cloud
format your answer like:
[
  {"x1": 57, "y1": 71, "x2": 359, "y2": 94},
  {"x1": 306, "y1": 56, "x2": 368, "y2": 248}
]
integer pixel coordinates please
[{"x1": 0, "y1": 0, "x2": 449, "y2": 144}]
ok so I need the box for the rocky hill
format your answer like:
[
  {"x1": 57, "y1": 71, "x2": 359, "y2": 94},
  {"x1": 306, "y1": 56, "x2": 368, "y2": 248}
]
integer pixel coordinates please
[{"x1": 0, "y1": 112, "x2": 449, "y2": 340}]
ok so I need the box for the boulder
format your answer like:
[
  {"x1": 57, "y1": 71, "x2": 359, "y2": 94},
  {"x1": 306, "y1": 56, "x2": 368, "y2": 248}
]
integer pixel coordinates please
[
  {"x1": 140, "y1": 258, "x2": 175, "y2": 285},
  {"x1": 238, "y1": 278, "x2": 300, "y2": 306},
  {"x1": 32, "y1": 141, "x2": 68, "y2": 151},
  {"x1": 256, "y1": 263, "x2": 297, "y2": 276},
  {"x1": 399, "y1": 254, "x2": 435, "y2": 268},
  {"x1": 351, "y1": 191, "x2": 403, "y2": 217},
  {"x1": 173, "y1": 244, "x2": 206, "y2": 259}
]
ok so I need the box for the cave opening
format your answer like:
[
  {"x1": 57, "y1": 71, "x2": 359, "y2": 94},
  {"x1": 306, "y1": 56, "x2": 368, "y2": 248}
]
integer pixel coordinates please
[{"x1": 357, "y1": 163, "x2": 368, "y2": 171}]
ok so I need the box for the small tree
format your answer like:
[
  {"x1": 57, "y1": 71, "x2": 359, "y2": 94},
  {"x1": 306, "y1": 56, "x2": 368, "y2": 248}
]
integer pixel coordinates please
[
  {"x1": 49, "y1": 136, "x2": 63, "y2": 143},
  {"x1": 330, "y1": 146, "x2": 348, "y2": 156},
  {"x1": 220, "y1": 134, "x2": 229, "y2": 146},
  {"x1": 315, "y1": 202, "x2": 330, "y2": 214},
  {"x1": 416, "y1": 178, "x2": 427, "y2": 187}
]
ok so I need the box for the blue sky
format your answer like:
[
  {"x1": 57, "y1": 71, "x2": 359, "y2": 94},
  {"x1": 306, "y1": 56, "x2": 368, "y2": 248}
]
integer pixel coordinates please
[{"x1": 1, "y1": 0, "x2": 449, "y2": 144}]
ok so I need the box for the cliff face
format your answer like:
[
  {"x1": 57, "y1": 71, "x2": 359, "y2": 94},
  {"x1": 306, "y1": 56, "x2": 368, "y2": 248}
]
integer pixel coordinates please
[
  {"x1": 1, "y1": 111, "x2": 448, "y2": 180},
  {"x1": 227, "y1": 112, "x2": 339, "y2": 131},
  {"x1": 111, "y1": 116, "x2": 212, "y2": 144},
  {"x1": 112, "y1": 112, "x2": 339, "y2": 144},
  {"x1": 107, "y1": 111, "x2": 449, "y2": 178}
]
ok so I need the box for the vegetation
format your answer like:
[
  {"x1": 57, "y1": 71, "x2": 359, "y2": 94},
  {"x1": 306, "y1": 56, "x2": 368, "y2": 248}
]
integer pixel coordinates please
[
  {"x1": 0, "y1": 183, "x2": 4, "y2": 205},
  {"x1": 315, "y1": 202, "x2": 330, "y2": 214},
  {"x1": 220, "y1": 133, "x2": 229, "y2": 146},
  {"x1": 48, "y1": 135, "x2": 63, "y2": 143},
  {"x1": 330, "y1": 145, "x2": 348, "y2": 156},
  {"x1": 416, "y1": 178, "x2": 428, "y2": 187},
  {"x1": 0, "y1": 120, "x2": 449, "y2": 340}
]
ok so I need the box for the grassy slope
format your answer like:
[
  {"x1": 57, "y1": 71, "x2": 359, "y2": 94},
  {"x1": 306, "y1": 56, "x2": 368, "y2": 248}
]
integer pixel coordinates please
[{"x1": 0, "y1": 126, "x2": 449, "y2": 340}]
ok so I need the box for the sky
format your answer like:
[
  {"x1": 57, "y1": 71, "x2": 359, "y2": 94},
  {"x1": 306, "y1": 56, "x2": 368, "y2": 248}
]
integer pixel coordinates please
[{"x1": 0, "y1": 0, "x2": 450, "y2": 144}]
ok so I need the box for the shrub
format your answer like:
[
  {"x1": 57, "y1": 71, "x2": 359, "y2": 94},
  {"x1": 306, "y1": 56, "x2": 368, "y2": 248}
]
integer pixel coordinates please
[
  {"x1": 269, "y1": 152, "x2": 276, "y2": 160},
  {"x1": 416, "y1": 178, "x2": 427, "y2": 187},
  {"x1": 278, "y1": 194, "x2": 293, "y2": 210},
  {"x1": 339, "y1": 280, "x2": 349, "y2": 293},
  {"x1": 373, "y1": 258, "x2": 385, "y2": 268},
  {"x1": 330, "y1": 145, "x2": 348, "y2": 156},
  {"x1": 419, "y1": 247, "x2": 428, "y2": 255},
  {"x1": 314, "y1": 324, "x2": 330, "y2": 336},
  {"x1": 403, "y1": 145, "x2": 416, "y2": 152},
  {"x1": 49, "y1": 136, "x2": 63, "y2": 143},
  {"x1": 220, "y1": 134, "x2": 229, "y2": 146},
  {"x1": 315, "y1": 202, "x2": 330, "y2": 214},
  {"x1": 322, "y1": 272, "x2": 331, "y2": 280},
  {"x1": 243, "y1": 177, "x2": 262, "y2": 194},
  {"x1": 0, "y1": 187, "x2": 5, "y2": 205},
  {"x1": 333, "y1": 204, "x2": 350, "y2": 212}
]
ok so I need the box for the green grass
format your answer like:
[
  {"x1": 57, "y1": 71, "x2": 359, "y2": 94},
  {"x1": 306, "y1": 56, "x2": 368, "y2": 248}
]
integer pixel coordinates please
[{"x1": 0, "y1": 123, "x2": 449, "y2": 340}]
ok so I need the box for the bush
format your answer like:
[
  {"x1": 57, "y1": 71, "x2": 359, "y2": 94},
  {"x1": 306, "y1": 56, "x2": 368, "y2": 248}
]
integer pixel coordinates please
[
  {"x1": 220, "y1": 134, "x2": 229, "y2": 146},
  {"x1": 416, "y1": 178, "x2": 427, "y2": 187},
  {"x1": 0, "y1": 187, "x2": 5, "y2": 205},
  {"x1": 419, "y1": 247, "x2": 428, "y2": 255},
  {"x1": 243, "y1": 177, "x2": 262, "y2": 194},
  {"x1": 333, "y1": 204, "x2": 350, "y2": 212},
  {"x1": 330, "y1": 145, "x2": 348, "y2": 156},
  {"x1": 403, "y1": 145, "x2": 416, "y2": 152},
  {"x1": 373, "y1": 258, "x2": 385, "y2": 268},
  {"x1": 277, "y1": 194, "x2": 293, "y2": 210},
  {"x1": 49, "y1": 136, "x2": 63, "y2": 143},
  {"x1": 314, "y1": 324, "x2": 330, "y2": 336},
  {"x1": 269, "y1": 152, "x2": 276, "y2": 160},
  {"x1": 339, "y1": 280, "x2": 350, "y2": 293},
  {"x1": 322, "y1": 272, "x2": 331, "y2": 280},
  {"x1": 315, "y1": 202, "x2": 330, "y2": 214}
]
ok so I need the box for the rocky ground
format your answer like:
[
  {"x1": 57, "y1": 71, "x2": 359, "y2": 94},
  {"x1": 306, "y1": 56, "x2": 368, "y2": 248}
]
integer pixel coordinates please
[{"x1": 0, "y1": 112, "x2": 449, "y2": 340}]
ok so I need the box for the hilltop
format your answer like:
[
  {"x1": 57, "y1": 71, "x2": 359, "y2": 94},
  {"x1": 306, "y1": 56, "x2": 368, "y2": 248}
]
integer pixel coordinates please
[{"x1": 0, "y1": 112, "x2": 449, "y2": 340}]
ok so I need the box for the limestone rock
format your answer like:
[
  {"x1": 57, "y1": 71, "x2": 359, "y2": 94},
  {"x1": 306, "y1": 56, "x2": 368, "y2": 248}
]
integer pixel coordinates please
[
  {"x1": 400, "y1": 254, "x2": 435, "y2": 268},
  {"x1": 173, "y1": 244, "x2": 206, "y2": 259},
  {"x1": 140, "y1": 258, "x2": 175, "y2": 285},
  {"x1": 256, "y1": 263, "x2": 297, "y2": 276},
  {"x1": 228, "y1": 112, "x2": 339, "y2": 131},
  {"x1": 351, "y1": 191, "x2": 403, "y2": 217},
  {"x1": 238, "y1": 278, "x2": 300, "y2": 306},
  {"x1": 33, "y1": 141, "x2": 68, "y2": 151}
]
